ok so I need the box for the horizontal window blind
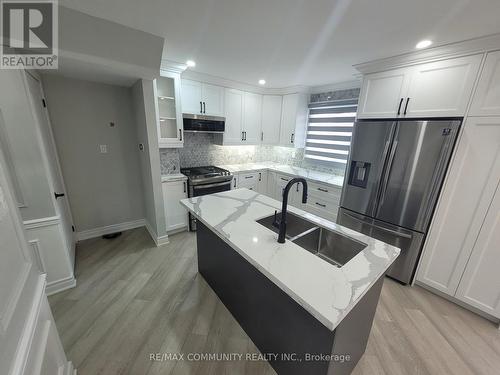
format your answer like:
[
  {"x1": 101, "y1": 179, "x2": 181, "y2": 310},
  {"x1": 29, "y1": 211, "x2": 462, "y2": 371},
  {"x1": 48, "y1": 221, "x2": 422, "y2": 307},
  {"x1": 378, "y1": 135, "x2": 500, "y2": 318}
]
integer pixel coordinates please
[{"x1": 305, "y1": 98, "x2": 357, "y2": 165}]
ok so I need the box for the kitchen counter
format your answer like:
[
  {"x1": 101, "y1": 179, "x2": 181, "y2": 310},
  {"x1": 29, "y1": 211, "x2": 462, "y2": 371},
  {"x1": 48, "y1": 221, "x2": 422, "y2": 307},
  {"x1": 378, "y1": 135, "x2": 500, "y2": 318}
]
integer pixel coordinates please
[
  {"x1": 180, "y1": 188, "x2": 400, "y2": 331},
  {"x1": 161, "y1": 173, "x2": 187, "y2": 182},
  {"x1": 219, "y1": 162, "x2": 345, "y2": 187}
]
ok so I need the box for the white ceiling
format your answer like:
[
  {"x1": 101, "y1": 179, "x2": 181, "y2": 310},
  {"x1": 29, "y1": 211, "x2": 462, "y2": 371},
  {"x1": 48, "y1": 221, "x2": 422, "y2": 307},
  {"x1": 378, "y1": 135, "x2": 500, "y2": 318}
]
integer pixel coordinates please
[{"x1": 61, "y1": 0, "x2": 500, "y2": 88}]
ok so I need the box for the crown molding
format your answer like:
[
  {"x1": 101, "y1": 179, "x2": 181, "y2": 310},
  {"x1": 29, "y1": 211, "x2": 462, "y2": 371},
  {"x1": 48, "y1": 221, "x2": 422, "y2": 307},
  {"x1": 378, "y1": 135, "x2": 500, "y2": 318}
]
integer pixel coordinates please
[
  {"x1": 354, "y1": 33, "x2": 500, "y2": 74},
  {"x1": 160, "y1": 59, "x2": 187, "y2": 74},
  {"x1": 180, "y1": 69, "x2": 310, "y2": 95}
]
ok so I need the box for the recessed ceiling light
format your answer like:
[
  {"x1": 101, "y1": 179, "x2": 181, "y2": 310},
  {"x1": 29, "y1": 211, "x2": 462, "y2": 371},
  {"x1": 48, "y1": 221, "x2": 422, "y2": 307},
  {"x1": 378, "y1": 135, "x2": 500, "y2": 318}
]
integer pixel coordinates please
[
  {"x1": 186, "y1": 60, "x2": 196, "y2": 68},
  {"x1": 416, "y1": 40, "x2": 433, "y2": 49},
  {"x1": 258, "y1": 79, "x2": 266, "y2": 85}
]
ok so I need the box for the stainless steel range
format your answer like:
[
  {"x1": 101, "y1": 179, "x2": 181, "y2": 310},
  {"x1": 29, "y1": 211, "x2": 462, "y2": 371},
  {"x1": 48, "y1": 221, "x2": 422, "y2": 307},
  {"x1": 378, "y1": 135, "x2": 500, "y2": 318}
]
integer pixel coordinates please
[{"x1": 181, "y1": 166, "x2": 233, "y2": 230}]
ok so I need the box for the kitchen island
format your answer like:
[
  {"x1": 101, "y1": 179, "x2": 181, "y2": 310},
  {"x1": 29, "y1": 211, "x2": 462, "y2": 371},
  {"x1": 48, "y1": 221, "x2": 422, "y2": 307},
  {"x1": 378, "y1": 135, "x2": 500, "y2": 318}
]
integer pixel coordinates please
[{"x1": 180, "y1": 189, "x2": 400, "y2": 375}]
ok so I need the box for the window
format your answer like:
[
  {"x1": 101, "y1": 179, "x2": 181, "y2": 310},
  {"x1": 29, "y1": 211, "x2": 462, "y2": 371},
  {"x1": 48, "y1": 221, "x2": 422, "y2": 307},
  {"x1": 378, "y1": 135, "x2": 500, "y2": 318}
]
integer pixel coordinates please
[{"x1": 305, "y1": 98, "x2": 358, "y2": 166}]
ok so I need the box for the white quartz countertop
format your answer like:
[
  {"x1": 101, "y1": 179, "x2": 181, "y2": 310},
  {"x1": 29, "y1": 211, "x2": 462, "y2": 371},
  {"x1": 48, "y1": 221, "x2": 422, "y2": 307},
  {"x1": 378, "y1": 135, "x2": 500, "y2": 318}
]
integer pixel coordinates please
[
  {"x1": 180, "y1": 189, "x2": 400, "y2": 331},
  {"x1": 161, "y1": 173, "x2": 187, "y2": 182},
  {"x1": 219, "y1": 162, "x2": 345, "y2": 187}
]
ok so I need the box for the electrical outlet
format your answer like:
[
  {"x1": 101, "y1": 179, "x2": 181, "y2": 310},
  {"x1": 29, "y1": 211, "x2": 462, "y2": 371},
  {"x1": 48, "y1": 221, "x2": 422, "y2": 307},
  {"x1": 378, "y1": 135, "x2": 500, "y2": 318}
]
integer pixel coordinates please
[{"x1": 99, "y1": 144, "x2": 108, "y2": 153}]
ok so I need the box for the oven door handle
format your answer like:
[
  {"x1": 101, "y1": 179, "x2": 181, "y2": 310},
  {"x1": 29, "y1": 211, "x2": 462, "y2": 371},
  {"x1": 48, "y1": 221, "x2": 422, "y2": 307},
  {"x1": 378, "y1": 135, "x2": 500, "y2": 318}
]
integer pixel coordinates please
[{"x1": 193, "y1": 181, "x2": 232, "y2": 190}]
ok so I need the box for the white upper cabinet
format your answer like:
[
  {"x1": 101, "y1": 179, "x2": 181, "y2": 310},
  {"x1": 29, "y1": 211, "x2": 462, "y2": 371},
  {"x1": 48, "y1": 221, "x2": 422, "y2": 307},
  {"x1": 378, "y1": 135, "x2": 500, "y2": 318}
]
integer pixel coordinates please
[
  {"x1": 202, "y1": 83, "x2": 225, "y2": 116},
  {"x1": 405, "y1": 55, "x2": 482, "y2": 117},
  {"x1": 155, "y1": 72, "x2": 183, "y2": 148},
  {"x1": 469, "y1": 50, "x2": 500, "y2": 116},
  {"x1": 180, "y1": 79, "x2": 203, "y2": 114},
  {"x1": 181, "y1": 79, "x2": 224, "y2": 116},
  {"x1": 416, "y1": 117, "x2": 500, "y2": 296},
  {"x1": 279, "y1": 93, "x2": 308, "y2": 147},
  {"x1": 261, "y1": 95, "x2": 283, "y2": 145},
  {"x1": 223, "y1": 88, "x2": 244, "y2": 144},
  {"x1": 242, "y1": 92, "x2": 263, "y2": 144},
  {"x1": 358, "y1": 68, "x2": 409, "y2": 118},
  {"x1": 357, "y1": 54, "x2": 482, "y2": 119}
]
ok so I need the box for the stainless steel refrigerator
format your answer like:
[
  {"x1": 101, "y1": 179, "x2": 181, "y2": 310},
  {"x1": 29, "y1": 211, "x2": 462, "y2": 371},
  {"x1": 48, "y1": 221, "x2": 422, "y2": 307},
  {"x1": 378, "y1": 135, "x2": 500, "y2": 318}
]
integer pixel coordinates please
[{"x1": 337, "y1": 119, "x2": 461, "y2": 284}]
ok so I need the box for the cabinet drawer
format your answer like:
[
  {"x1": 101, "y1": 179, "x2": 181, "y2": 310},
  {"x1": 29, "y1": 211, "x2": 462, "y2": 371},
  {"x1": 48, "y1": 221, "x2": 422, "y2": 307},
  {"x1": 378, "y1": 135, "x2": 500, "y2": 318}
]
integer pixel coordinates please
[
  {"x1": 305, "y1": 195, "x2": 339, "y2": 221},
  {"x1": 307, "y1": 181, "x2": 341, "y2": 203},
  {"x1": 238, "y1": 172, "x2": 259, "y2": 188}
]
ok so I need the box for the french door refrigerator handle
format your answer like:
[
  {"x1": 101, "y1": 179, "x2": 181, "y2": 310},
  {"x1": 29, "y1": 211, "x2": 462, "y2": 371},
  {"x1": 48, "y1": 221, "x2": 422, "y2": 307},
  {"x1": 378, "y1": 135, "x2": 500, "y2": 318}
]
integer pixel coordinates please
[
  {"x1": 378, "y1": 139, "x2": 398, "y2": 207},
  {"x1": 343, "y1": 211, "x2": 412, "y2": 239}
]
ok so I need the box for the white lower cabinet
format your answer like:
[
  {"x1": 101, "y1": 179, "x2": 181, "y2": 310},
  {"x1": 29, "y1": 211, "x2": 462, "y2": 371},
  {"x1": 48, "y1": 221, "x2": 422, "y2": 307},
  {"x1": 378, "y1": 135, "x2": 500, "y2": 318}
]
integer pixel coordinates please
[
  {"x1": 162, "y1": 179, "x2": 188, "y2": 232},
  {"x1": 238, "y1": 171, "x2": 259, "y2": 190},
  {"x1": 416, "y1": 116, "x2": 500, "y2": 319},
  {"x1": 256, "y1": 170, "x2": 268, "y2": 195}
]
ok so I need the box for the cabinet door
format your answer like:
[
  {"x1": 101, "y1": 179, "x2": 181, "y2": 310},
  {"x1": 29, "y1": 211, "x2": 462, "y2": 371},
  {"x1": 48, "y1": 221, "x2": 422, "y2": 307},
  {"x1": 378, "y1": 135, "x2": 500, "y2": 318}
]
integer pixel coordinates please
[
  {"x1": 469, "y1": 50, "x2": 500, "y2": 116},
  {"x1": 267, "y1": 171, "x2": 277, "y2": 199},
  {"x1": 261, "y1": 95, "x2": 282, "y2": 145},
  {"x1": 224, "y1": 88, "x2": 244, "y2": 144},
  {"x1": 416, "y1": 117, "x2": 500, "y2": 296},
  {"x1": 280, "y1": 94, "x2": 299, "y2": 146},
  {"x1": 243, "y1": 92, "x2": 263, "y2": 144},
  {"x1": 405, "y1": 55, "x2": 482, "y2": 117},
  {"x1": 455, "y1": 184, "x2": 500, "y2": 318},
  {"x1": 238, "y1": 172, "x2": 259, "y2": 189},
  {"x1": 256, "y1": 170, "x2": 268, "y2": 195},
  {"x1": 181, "y1": 79, "x2": 202, "y2": 114},
  {"x1": 357, "y1": 69, "x2": 409, "y2": 119},
  {"x1": 202, "y1": 83, "x2": 224, "y2": 116},
  {"x1": 163, "y1": 180, "x2": 188, "y2": 232},
  {"x1": 156, "y1": 73, "x2": 183, "y2": 147}
]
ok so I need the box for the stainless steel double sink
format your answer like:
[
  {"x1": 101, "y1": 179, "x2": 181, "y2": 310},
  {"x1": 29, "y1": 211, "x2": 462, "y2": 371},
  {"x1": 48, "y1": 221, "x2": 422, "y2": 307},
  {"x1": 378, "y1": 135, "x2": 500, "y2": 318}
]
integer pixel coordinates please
[{"x1": 257, "y1": 212, "x2": 367, "y2": 267}]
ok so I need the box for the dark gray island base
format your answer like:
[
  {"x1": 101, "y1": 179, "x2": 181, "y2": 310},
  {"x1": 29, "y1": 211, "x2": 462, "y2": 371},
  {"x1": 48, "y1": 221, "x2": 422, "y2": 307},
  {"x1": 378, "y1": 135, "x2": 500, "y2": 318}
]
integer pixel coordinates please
[{"x1": 196, "y1": 222, "x2": 384, "y2": 375}]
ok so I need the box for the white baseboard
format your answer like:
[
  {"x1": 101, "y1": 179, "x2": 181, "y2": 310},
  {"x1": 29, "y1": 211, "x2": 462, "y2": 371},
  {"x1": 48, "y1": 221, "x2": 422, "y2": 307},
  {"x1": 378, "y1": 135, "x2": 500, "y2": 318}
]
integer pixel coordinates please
[
  {"x1": 144, "y1": 220, "x2": 169, "y2": 247},
  {"x1": 46, "y1": 275, "x2": 76, "y2": 296},
  {"x1": 75, "y1": 219, "x2": 145, "y2": 241}
]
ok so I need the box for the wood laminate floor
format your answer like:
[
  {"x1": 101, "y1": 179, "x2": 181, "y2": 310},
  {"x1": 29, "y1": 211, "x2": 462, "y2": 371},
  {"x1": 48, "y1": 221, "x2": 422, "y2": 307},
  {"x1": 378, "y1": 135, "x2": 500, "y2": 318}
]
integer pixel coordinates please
[{"x1": 49, "y1": 228, "x2": 500, "y2": 375}]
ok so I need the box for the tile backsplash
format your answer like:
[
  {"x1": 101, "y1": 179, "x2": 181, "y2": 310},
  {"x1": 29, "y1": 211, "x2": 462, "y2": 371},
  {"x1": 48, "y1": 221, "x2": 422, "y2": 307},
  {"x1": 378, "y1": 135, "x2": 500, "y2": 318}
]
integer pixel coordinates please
[{"x1": 159, "y1": 132, "x2": 346, "y2": 176}]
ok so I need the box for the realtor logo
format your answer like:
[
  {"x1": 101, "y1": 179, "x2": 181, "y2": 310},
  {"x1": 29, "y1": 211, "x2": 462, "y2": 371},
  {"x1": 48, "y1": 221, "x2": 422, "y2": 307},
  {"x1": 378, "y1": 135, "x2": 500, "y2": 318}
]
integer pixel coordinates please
[{"x1": 1, "y1": 0, "x2": 58, "y2": 69}]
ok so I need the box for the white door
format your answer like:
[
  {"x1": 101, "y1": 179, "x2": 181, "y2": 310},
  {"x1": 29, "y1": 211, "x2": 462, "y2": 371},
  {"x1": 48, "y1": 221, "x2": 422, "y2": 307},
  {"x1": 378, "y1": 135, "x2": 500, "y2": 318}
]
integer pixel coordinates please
[
  {"x1": 405, "y1": 55, "x2": 482, "y2": 117},
  {"x1": 25, "y1": 73, "x2": 75, "y2": 267},
  {"x1": 202, "y1": 83, "x2": 224, "y2": 116},
  {"x1": 243, "y1": 92, "x2": 263, "y2": 144},
  {"x1": 181, "y1": 79, "x2": 202, "y2": 114},
  {"x1": 469, "y1": 50, "x2": 500, "y2": 116},
  {"x1": 455, "y1": 183, "x2": 500, "y2": 318},
  {"x1": 357, "y1": 68, "x2": 409, "y2": 119},
  {"x1": 261, "y1": 95, "x2": 282, "y2": 145},
  {"x1": 224, "y1": 88, "x2": 244, "y2": 144},
  {"x1": 416, "y1": 117, "x2": 500, "y2": 296},
  {"x1": 0, "y1": 144, "x2": 71, "y2": 375},
  {"x1": 162, "y1": 180, "x2": 188, "y2": 232},
  {"x1": 280, "y1": 94, "x2": 298, "y2": 146}
]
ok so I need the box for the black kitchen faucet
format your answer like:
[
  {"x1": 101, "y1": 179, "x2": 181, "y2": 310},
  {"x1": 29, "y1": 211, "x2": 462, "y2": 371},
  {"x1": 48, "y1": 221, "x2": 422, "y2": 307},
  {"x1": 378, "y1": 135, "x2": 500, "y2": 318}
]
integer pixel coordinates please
[{"x1": 273, "y1": 178, "x2": 308, "y2": 243}]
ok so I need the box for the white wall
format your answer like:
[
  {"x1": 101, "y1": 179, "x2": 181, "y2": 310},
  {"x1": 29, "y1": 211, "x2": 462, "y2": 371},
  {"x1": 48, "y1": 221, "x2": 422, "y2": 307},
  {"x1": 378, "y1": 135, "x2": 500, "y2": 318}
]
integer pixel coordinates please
[
  {"x1": 41, "y1": 75, "x2": 145, "y2": 232},
  {"x1": 132, "y1": 79, "x2": 167, "y2": 243}
]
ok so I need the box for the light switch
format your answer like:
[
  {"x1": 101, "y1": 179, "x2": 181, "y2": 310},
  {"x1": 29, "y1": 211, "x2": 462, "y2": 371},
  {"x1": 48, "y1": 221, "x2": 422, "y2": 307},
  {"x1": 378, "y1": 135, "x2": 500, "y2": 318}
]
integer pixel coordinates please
[{"x1": 99, "y1": 144, "x2": 108, "y2": 153}]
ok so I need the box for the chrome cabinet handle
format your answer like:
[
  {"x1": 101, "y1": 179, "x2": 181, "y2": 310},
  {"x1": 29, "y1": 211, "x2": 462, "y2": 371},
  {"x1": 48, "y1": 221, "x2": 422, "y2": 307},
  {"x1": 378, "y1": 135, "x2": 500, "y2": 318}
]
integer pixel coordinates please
[
  {"x1": 403, "y1": 98, "x2": 410, "y2": 115},
  {"x1": 397, "y1": 98, "x2": 404, "y2": 115}
]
